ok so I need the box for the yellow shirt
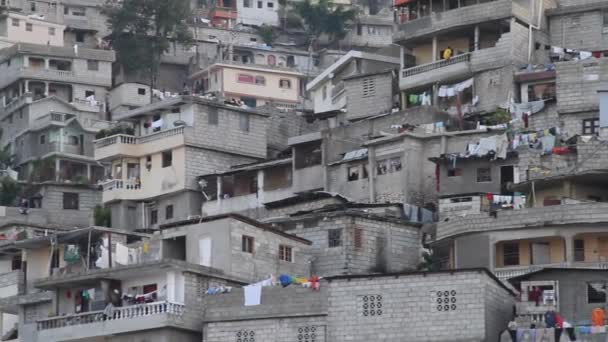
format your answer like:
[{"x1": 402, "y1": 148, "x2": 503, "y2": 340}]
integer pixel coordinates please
[{"x1": 443, "y1": 48, "x2": 453, "y2": 60}]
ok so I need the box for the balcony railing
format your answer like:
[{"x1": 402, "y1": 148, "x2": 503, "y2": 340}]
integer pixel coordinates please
[
  {"x1": 402, "y1": 53, "x2": 471, "y2": 78},
  {"x1": 36, "y1": 301, "x2": 184, "y2": 331},
  {"x1": 101, "y1": 179, "x2": 140, "y2": 191},
  {"x1": 94, "y1": 126, "x2": 185, "y2": 149},
  {"x1": 494, "y1": 261, "x2": 608, "y2": 279}
]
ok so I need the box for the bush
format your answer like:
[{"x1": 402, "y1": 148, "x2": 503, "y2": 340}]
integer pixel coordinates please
[
  {"x1": 94, "y1": 205, "x2": 112, "y2": 227},
  {"x1": 0, "y1": 177, "x2": 20, "y2": 206}
]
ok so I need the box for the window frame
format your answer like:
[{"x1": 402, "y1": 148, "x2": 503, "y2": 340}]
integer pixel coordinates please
[
  {"x1": 254, "y1": 75, "x2": 266, "y2": 86},
  {"x1": 328, "y1": 228, "x2": 342, "y2": 248},
  {"x1": 162, "y1": 150, "x2": 173, "y2": 168},
  {"x1": 587, "y1": 282, "x2": 607, "y2": 304},
  {"x1": 239, "y1": 113, "x2": 250, "y2": 132},
  {"x1": 583, "y1": 118, "x2": 600, "y2": 135},
  {"x1": 150, "y1": 209, "x2": 158, "y2": 225},
  {"x1": 165, "y1": 205, "x2": 174, "y2": 220},
  {"x1": 208, "y1": 110, "x2": 219, "y2": 125},
  {"x1": 39, "y1": 134, "x2": 46, "y2": 144},
  {"x1": 476, "y1": 167, "x2": 492, "y2": 183},
  {"x1": 87, "y1": 60, "x2": 99, "y2": 71},
  {"x1": 11, "y1": 19, "x2": 19, "y2": 27},
  {"x1": 574, "y1": 239, "x2": 585, "y2": 262},
  {"x1": 62, "y1": 192, "x2": 79, "y2": 210},
  {"x1": 278, "y1": 244, "x2": 293, "y2": 262},
  {"x1": 25, "y1": 23, "x2": 33, "y2": 32},
  {"x1": 237, "y1": 73, "x2": 254, "y2": 84},
  {"x1": 242, "y1": 235, "x2": 254, "y2": 253},
  {"x1": 279, "y1": 79, "x2": 292, "y2": 89},
  {"x1": 502, "y1": 242, "x2": 520, "y2": 266}
]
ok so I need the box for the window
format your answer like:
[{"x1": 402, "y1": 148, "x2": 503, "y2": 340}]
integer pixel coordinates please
[
  {"x1": 48, "y1": 27, "x2": 55, "y2": 36},
  {"x1": 11, "y1": 19, "x2": 19, "y2": 27},
  {"x1": 390, "y1": 157, "x2": 402, "y2": 172},
  {"x1": 502, "y1": 243, "x2": 519, "y2": 266},
  {"x1": 67, "y1": 135, "x2": 79, "y2": 145},
  {"x1": 278, "y1": 245, "x2": 292, "y2": 262},
  {"x1": 137, "y1": 88, "x2": 146, "y2": 95},
  {"x1": 603, "y1": 9, "x2": 608, "y2": 28},
  {"x1": 362, "y1": 78, "x2": 376, "y2": 97},
  {"x1": 150, "y1": 209, "x2": 158, "y2": 225},
  {"x1": 239, "y1": 113, "x2": 250, "y2": 132},
  {"x1": 574, "y1": 239, "x2": 585, "y2": 262},
  {"x1": 322, "y1": 85, "x2": 327, "y2": 100},
  {"x1": 476, "y1": 167, "x2": 491, "y2": 182},
  {"x1": 162, "y1": 150, "x2": 172, "y2": 168},
  {"x1": 354, "y1": 228, "x2": 363, "y2": 249},
  {"x1": 62, "y1": 192, "x2": 79, "y2": 210},
  {"x1": 242, "y1": 235, "x2": 254, "y2": 253},
  {"x1": 25, "y1": 23, "x2": 33, "y2": 32},
  {"x1": 448, "y1": 168, "x2": 462, "y2": 177},
  {"x1": 30, "y1": 1, "x2": 36, "y2": 11},
  {"x1": 257, "y1": 1, "x2": 262, "y2": 7},
  {"x1": 348, "y1": 166, "x2": 360, "y2": 181},
  {"x1": 250, "y1": 37, "x2": 257, "y2": 42},
  {"x1": 244, "y1": 0, "x2": 251, "y2": 7},
  {"x1": 583, "y1": 118, "x2": 600, "y2": 135},
  {"x1": 254, "y1": 76, "x2": 265, "y2": 86},
  {"x1": 76, "y1": 32, "x2": 85, "y2": 43},
  {"x1": 267, "y1": 55, "x2": 276, "y2": 66},
  {"x1": 208, "y1": 109, "x2": 218, "y2": 125},
  {"x1": 87, "y1": 60, "x2": 98, "y2": 71},
  {"x1": 328, "y1": 228, "x2": 342, "y2": 248},
  {"x1": 85, "y1": 90, "x2": 94, "y2": 98},
  {"x1": 64, "y1": 6, "x2": 68, "y2": 14},
  {"x1": 237, "y1": 73, "x2": 254, "y2": 84},
  {"x1": 588, "y1": 282, "x2": 607, "y2": 303},
  {"x1": 71, "y1": 7, "x2": 85, "y2": 16},
  {"x1": 11, "y1": 255, "x2": 21, "y2": 271},
  {"x1": 165, "y1": 205, "x2": 174, "y2": 220},
  {"x1": 267, "y1": 2, "x2": 274, "y2": 7},
  {"x1": 279, "y1": 79, "x2": 292, "y2": 89},
  {"x1": 39, "y1": 134, "x2": 46, "y2": 144},
  {"x1": 7, "y1": 114, "x2": 12, "y2": 124},
  {"x1": 357, "y1": 24, "x2": 362, "y2": 35}
]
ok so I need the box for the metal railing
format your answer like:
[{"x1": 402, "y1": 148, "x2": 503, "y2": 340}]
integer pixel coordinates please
[
  {"x1": 101, "y1": 179, "x2": 141, "y2": 191},
  {"x1": 402, "y1": 53, "x2": 471, "y2": 78},
  {"x1": 36, "y1": 301, "x2": 184, "y2": 331},
  {"x1": 494, "y1": 261, "x2": 608, "y2": 279}
]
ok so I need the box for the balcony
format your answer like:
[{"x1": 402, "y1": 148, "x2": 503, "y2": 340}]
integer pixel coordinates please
[
  {"x1": 494, "y1": 261, "x2": 608, "y2": 280},
  {"x1": 94, "y1": 126, "x2": 188, "y2": 161},
  {"x1": 71, "y1": 98, "x2": 105, "y2": 113},
  {"x1": 393, "y1": 0, "x2": 523, "y2": 43},
  {"x1": 436, "y1": 203, "x2": 608, "y2": 241},
  {"x1": 35, "y1": 301, "x2": 185, "y2": 340},
  {"x1": 100, "y1": 179, "x2": 147, "y2": 202},
  {"x1": 202, "y1": 187, "x2": 293, "y2": 216},
  {"x1": 400, "y1": 53, "x2": 471, "y2": 89}
]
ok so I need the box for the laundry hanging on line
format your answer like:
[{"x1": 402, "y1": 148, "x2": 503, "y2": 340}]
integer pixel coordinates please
[{"x1": 437, "y1": 78, "x2": 474, "y2": 98}]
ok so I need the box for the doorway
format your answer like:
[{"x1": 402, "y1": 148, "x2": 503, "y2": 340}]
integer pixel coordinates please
[{"x1": 500, "y1": 165, "x2": 514, "y2": 195}]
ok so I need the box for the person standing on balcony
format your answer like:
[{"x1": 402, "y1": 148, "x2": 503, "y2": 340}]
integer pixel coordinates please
[{"x1": 443, "y1": 46, "x2": 453, "y2": 60}]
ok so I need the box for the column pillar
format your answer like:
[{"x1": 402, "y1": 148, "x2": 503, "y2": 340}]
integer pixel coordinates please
[
  {"x1": 44, "y1": 82, "x2": 49, "y2": 97},
  {"x1": 55, "y1": 158, "x2": 60, "y2": 182},
  {"x1": 86, "y1": 164, "x2": 91, "y2": 182},
  {"x1": 368, "y1": 146, "x2": 376, "y2": 203},
  {"x1": 474, "y1": 25, "x2": 480, "y2": 51},
  {"x1": 44, "y1": 58, "x2": 49, "y2": 69},
  {"x1": 24, "y1": 80, "x2": 29, "y2": 93},
  {"x1": 563, "y1": 233, "x2": 575, "y2": 265},
  {"x1": 432, "y1": 36, "x2": 438, "y2": 62},
  {"x1": 58, "y1": 128, "x2": 64, "y2": 152},
  {"x1": 432, "y1": 83, "x2": 439, "y2": 106},
  {"x1": 401, "y1": 141, "x2": 410, "y2": 204}
]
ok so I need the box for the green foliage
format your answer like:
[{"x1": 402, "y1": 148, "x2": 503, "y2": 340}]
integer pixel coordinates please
[
  {"x1": 293, "y1": 0, "x2": 357, "y2": 43},
  {"x1": 74, "y1": 176, "x2": 91, "y2": 185},
  {"x1": 0, "y1": 149, "x2": 15, "y2": 170},
  {"x1": 484, "y1": 108, "x2": 511, "y2": 126},
  {"x1": 94, "y1": 205, "x2": 112, "y2": 227},
  {"x1": 0, "y1": 177, "x2": 20, "y2": 206},
  {"x1": 103, "y1": 0, "x2": 194, "y2": 84},
  {"x1": 29, "y1": 157, "x2": 56, "y2": 183},
  {"x1": 285, "y1": 12, "x2": 303, "y2": 29},
  {"x1": 95, "y1": 126, "x2": 135, "y2": 139},
  {"x1": 257, "y1": 25, "x2": 278, "y2": 46}
]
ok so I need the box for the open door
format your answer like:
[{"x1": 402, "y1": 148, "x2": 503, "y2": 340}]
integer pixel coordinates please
[{"x1": 199, "y1": 238, "x2": 212, "y2": 267}]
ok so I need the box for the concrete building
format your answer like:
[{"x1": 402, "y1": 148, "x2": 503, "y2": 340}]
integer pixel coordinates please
[
  {"x1": 394, "y1": 0, "x2": 554, "y2": 115},
  {"x1": 190, "y1": 62, "x2": 305, "y2": 110},
  {"x1": 94, "y1": 95, "x2": 268, "y2": 230},
  {"x1": 202, "y1": 269, "x2": 515, "y2": 342},
  {"x1": 236, "y1": 0, "x2": 279, "y2": 26},
  {"x1": 306, "y1": 50, "x2": 400, "y2": 115},
  {"x1": 0, "y1": 12, "x2": 65, "y2": 49},
  {"x1": 159, "y1": 213, "x2": 312, "y2": 282}
]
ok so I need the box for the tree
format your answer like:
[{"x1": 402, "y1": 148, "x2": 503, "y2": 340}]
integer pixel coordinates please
[
  {"x1": 257, "y1": 25, "x2": 278, "y2": 46},
  {"x1": 293, "y1": 0, "x2": 357, "y2": 46},
  {"x1": 94, "y1": 205, "x2": 112, "y2": 227},
  {"x1": 0, "y1": 149, "x2": 14, "y2": 170},
  {"x1": 104, "y1": 0, "x2": 194, "y2": 96},
  {"x1": 0, "y1": 177, "x2": 19, "y2": 206}
]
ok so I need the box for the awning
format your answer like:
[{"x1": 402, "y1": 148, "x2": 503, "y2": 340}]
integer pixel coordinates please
[{"x1": 394, "y1": 0, "x2": 415, "y2": 6}]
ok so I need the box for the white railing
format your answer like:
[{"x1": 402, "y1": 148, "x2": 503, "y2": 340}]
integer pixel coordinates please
[
  {"x1": 94, "y1": 127, "x2": 185, "y2": 149},
  {"x1": 101, "y1": 179, "x2": 140, "y2": 191},
  {"x1": 494, "y1": 261, "x2": 608, "y2": 279},
  {"x1": 402, "y1": 53, "x2": 471, "y2": 78},
  {"x1": 22, "y1": 67, "x2": 75, "y2": 78},
  {"x1": 36, "y1": 301, "x2": 184, "y2": 331}
]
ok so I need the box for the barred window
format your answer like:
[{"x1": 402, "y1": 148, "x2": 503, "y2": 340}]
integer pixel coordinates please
[
  {"x1": 328, "y1": 229, "x2": 342, "y2": 248},
  {"x1": 278, "y1": 245, "x2": 292, "y2": 262}
]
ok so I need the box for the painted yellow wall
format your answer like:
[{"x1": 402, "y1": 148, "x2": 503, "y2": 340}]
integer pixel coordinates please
[
  {"x1": 549, "y1": 238, "x2": 565, "y2": 263},
  {"x1": 519, "y1": 240, "x2": 531, "y2": 266},
  {"x1": 221, "y1": 66, "x2": 300, "y2": 102},
  {"x1": 584, "y1": 235, "x2": 599, "y2": 262}
]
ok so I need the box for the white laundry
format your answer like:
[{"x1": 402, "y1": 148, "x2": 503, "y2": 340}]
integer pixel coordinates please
[
  {"x1": 152, "y1": 118, "x2": 163, "y2": 129},
  {"x1": 579, "y1": 51, "x2": 592, "y2": 60},
  {"x1": 116, "y1": 243, "x2": 129, "y2": 265},
  {"x1": 244, "y1": 285, "x2": 262, "y2": 306},
  {"x1": 438, "y1": 86, "x2": 448, "y2": 97}
]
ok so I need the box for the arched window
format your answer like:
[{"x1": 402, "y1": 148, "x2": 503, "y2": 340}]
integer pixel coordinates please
[{"x1": 267, "y1": 54, "x2": 276, "y2": 66}]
